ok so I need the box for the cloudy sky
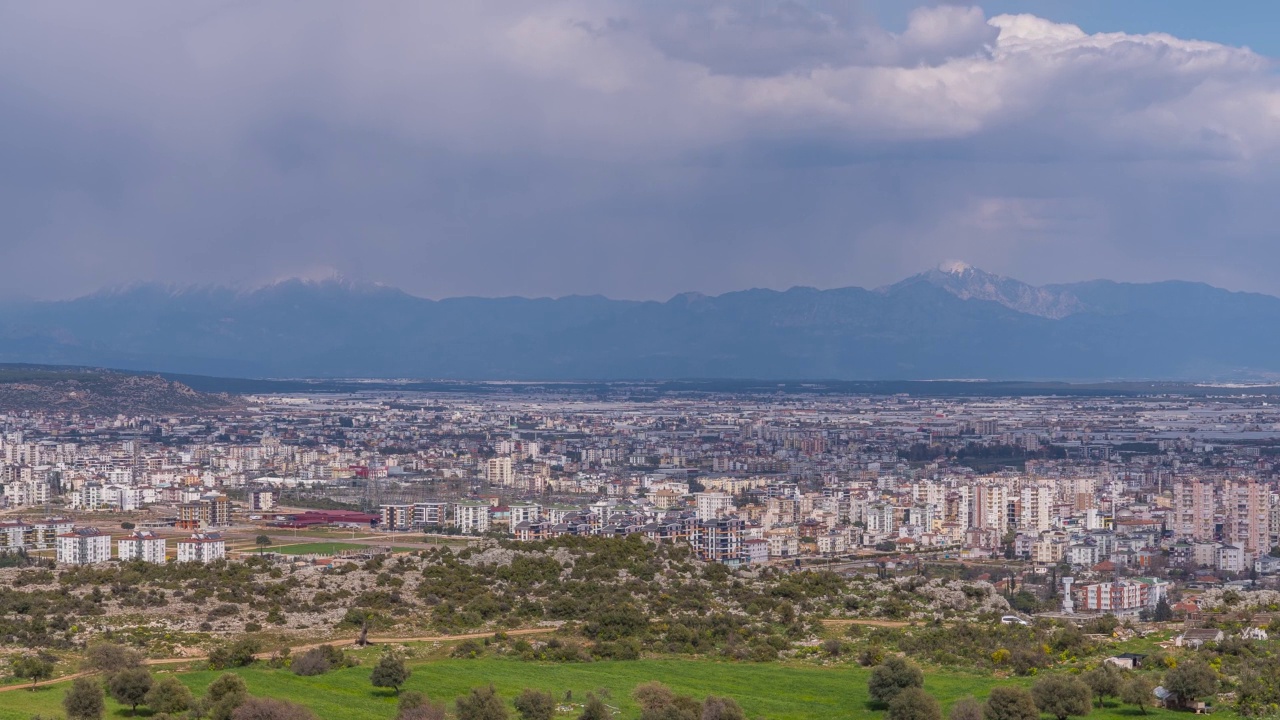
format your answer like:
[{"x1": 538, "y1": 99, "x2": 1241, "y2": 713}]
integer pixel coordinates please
[{"x1": 2, "y1": 1, "x2": 1279, "y2": 300}]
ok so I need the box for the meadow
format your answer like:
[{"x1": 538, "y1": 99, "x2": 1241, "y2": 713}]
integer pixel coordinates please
[{"x1": 0, "y1": 655, "x2": 1227, "y2": 720}]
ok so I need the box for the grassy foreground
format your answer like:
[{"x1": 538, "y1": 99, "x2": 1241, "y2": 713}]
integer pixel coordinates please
[{"x1": 0, "y1": 656, "x2": 1227, "y2": 720}]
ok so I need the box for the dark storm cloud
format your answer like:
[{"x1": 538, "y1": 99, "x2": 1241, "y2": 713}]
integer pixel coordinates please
[{"x1": 0, "y1": 1, "x2": 1278, "y2": 300}]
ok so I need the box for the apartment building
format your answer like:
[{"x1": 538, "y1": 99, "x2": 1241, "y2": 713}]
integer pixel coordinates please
[
  {"x1": 176, "y1": 533, "x2": 227, "y2": 563},
  {"x1": 56, "y1": 527, "x2": 112, "y2": 565},
  {"x1": 455, "y1": 501, "x2": 491, "y2": 534},
  {"x1": 118, "y1": 530, "x2": 167, "y2": 563}
]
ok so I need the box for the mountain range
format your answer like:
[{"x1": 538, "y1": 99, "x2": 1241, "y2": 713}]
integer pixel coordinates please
[{"x1": 1, "y1": 265, "x2": 1277, "y2": 381}]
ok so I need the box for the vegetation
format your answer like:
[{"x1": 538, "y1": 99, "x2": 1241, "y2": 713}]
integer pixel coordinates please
[
  {"x1": 106, "y1": 667, "x2": 153, "y2": 712},
  {"x1": 62, "y1": 677, "x2": 105, "y2": 720},
  {"x1": 982, "y1": 686, "x2": 1039, "y2": 720},
  {"x1": 1122, "y1": 675, "x2": 1156, "y2": 716},
  {"x1": 513, "y1": 688, "x2": 557, "y2": 720},
  {"x1": 9, "y1": 653, "x2": 54, "y2": 690},
  {"x1": 869, "y1": 657, "x2": 924, "y2": 706},
  {"x1": 1163, "y1": 659, "x2": 1218, "y2": 710},
  {"x1": 887, "y1": 687, "x2": 943, "y2": 720},
  {"x1": 147, "y1": 675, "x2": 196, "y2": 714},
  {"x1": 1032, "y1": 675, "x2": 1093, "y2": 720},
  {"x1": 456, "y1": 685, "x2": 508, "y2": 720},
  {"x1": 372, "y1": 652, "x2": 412, "y2": 695}
]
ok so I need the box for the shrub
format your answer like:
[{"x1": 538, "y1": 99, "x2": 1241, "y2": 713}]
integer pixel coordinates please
[
  {"x1": 63, "y1": 677, "x2": 106, "y2": 720},
  {"x1": 147, "y1": 675, "x2": 195, "y2": 714},
  {"x1": 887, "y1": 688, "x2": 942, "y2": 720},
  {"x1": 231, "y1": 697, "x2": 319, "y2": 720},
  {"x1": 869, "y1": 657, "x2": 924, "y2": 706},
  {"x1": 457, "y1": 685, "x2": 509, "y2": 720},
  {"x1": 398, "y1": 691, "x2": 448, "y2": 720},
  {"x1": 293, "y1": 645, "x2": 346, "y2": 676},
  {"x1": 983, "y1": 686, "x2": 1039, "y2": 720},
  {"x1": 948, "y1": 697, "x2": 982, "y2": 720},
  {"x1": 514, "y1": 688, "x2": 557, "y2": 720}
]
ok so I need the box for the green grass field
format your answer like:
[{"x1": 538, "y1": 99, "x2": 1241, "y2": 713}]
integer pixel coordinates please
[
  {"x1": 269, "y1": 541, "x2": 372, "y2": 555},
  {"x1": 0, "y1": 656, "x2": 1229, "y2": 720}
]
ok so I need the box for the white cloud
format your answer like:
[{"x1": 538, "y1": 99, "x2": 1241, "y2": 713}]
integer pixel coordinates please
[{"x1": 0, "y1": 2, "x2": 1279, "y2": 299}]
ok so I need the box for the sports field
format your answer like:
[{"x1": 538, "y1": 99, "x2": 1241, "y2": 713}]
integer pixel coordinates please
[
  {"x1": 0, "y1": 655, "x2": 1224, "y2": 720},
  {"x1": 269, "y1": 541, "x2": 376, "y2": 555}
]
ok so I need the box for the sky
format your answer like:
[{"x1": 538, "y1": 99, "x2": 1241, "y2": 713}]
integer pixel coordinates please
[{"x1": 2, "y1": 1, "x2": 1280, "y2": 301}]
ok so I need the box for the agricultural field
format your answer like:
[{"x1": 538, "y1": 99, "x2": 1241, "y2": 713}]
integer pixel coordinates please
[{"x1": 0, "y1": 654, "x2": 1221, "y2": 720}]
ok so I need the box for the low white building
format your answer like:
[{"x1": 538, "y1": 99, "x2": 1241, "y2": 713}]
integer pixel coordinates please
[
  {"x1": 56, "y1": 527, "x2": 112, "y2": 565},
  {"x1": 176, "y1": 533, "x2": 226, "y2": 563},
  {"x1": 1218, "y1": 544, "x2": 1246, "y2": 574},
  {"x1": 118, "y1": 530, "x2": 167, "y2": 563}
]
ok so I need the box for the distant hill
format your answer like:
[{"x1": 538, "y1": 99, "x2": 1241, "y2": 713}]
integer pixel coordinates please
[
  {"x1": 0, "y1": 267, "x2": 1278, "y2": 381},
  {"x1": 0, "y1": 365, "x2": 235, "y2": 415}
]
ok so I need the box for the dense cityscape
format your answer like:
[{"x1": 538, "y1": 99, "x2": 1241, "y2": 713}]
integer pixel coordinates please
[{"x1": 6, "y1": 388, "x2": 1280, "y2": 619}]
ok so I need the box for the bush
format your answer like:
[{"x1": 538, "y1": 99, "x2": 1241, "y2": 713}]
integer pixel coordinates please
[
  {"x1": 948, "y1": 697, "x2": 982, "y2": 720},
  {"x1": 204, "y1": 673, "x2": 250, "y2": 720},
  {"x1": 231, "y1": 697, "x2": 319, "y2": 720},
  {"x1": 144, "y1": 675, "x2": 194, "y2": 714},
  {"x1": 63, "y1": 677, "x2": 106, "y2": 720},
  {"x1": 869, "y1": 657, "x2": 924, "y2": 706},
  {"x1": 453, "y1": 640, "x2": 484, "y2": 658},
  {"x1": 514, "y1": 688, "x2": 557, "y2": 720},
  {"x1": 457, "y1": 685, "x2": 509, "y2": 720},
  {"x1": 702, "y1": 696, "x2": 746, "y2": 720},
  {"x1": 579, "y1": 694, "x2": 610, "y2": 720},
  {"x1": 887, "y1": 688, "x2": 942, "y2": 720},
  {"x1": 293, "y1": 645, "x2": 346, "y2": 676},
  {"x1": 398, "y1": 691, "x2": 448, "y2": 720},
  {"x1": 983, "y1": 686, "x2": 1039, "y2": 720}
]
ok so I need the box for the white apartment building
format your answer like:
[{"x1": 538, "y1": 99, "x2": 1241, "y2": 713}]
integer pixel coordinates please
[
  {"x1": 118, "y1": 531, "x2": 167, "y2": 563},
  {"x1": 695, "y1": 492, "x2": 733, "y2": 521},
  {"x1": 509, "y1": 503, "x2": 541, "y2": 525},
  {"x1": 73, "y1": 482, "x2": 104, "y2": 511},
  {"x1": 56, "y1": 527, "x2": 112, "y2": 565},
  {"x1": 413, "y1": 501, "x2": 448, "y2": 527},
  {"x1": 104, "y1": 484, "x2": 140, "y2": 511},
  {"x1": 455, "y1": 501, "x2": 491, "y2": 534},
  {"x1": 1019, "y1": 484, "x2": 1052, "y2": 533},
  {"x1": 176, "y1": 533, "x2": 226, "y2": 563}
]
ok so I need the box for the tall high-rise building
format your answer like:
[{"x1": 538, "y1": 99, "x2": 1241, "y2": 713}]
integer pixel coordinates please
[
  {"x1": 1224, "y1": 478, "x2": 1270, "y2": 560},
  {"x1": 1173, "y1": 479, "x2": 1215, "y2": 542},
  {"x1": 487, "y1": 456, "x2": 515, "y2": 487},
  {"x1": 1019, "y1": 484, "x2": 1053, "y2": 533}
]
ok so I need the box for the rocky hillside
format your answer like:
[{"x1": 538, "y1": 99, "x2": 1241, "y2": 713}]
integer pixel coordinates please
[{"x1": 0, "y1": 365, "x2": 237, "y2": 415}]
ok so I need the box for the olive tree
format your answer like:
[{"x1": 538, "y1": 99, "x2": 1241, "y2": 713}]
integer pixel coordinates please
[{"x1": 1031, "y1": 675, "x2": 1092, "y2": 720}]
